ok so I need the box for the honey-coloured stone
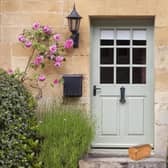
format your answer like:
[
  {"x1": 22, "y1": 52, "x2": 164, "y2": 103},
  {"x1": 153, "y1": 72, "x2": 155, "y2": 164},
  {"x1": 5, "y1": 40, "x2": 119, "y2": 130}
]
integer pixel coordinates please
[
  {"x1": 0, "y1": 43, "x2": 11, "y2": 68},
  {"x1": 1, "y1": 0, "x2": 22, "y2": 12}
]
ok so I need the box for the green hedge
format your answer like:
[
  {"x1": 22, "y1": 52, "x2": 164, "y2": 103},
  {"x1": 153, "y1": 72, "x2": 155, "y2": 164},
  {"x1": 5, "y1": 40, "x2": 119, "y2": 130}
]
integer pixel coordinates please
[
  {"x1": 39, "y1": 104, "x2": 95, "y2": 168},
  {"x1": 0, "y1": 69, "x2": 42, "y2": 168}
]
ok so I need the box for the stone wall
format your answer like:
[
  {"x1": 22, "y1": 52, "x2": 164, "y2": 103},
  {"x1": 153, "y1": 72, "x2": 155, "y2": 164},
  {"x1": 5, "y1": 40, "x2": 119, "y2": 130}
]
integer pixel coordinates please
[
  {"x1": 0, "y1": 0, "x2": 168, "y2": 158},
  {"x1": 0, "y1": 0, "x2": 89, "y2": 103}
]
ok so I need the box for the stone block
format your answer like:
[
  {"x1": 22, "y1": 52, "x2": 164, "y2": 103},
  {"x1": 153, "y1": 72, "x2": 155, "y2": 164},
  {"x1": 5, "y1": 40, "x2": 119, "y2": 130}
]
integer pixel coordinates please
[
  {"x1": 155, "y1": 70, "x2": 168, "y2": 91},
  {"x1": 155, "y1": 1, "x2": 168, "y2": 27},
  {"x1": 79, "y1": 156, "x2": 166, "y2": 168},
  {"x1": 83, "y1": 75, "x2": 89, "y2": 97},
  {"x1": 12, "y1": 44, "x2": 33, "y2": 57},
  {"x1": 11, "y1": 56, "x2": 28, "y2": 71},
  {"x1": 155, "y1": 28, "x2": 168, "y2": 45},
  {"x1": 21, "y1": 0, "x2": 64, "y2": 12},
  {"x1": 155, "y1": 125, "x2": 168, "y2": 157},
  {"x1": 58, "y1": 55, "x2": 89, "y2": 75},
  {"x1": 40, "y1": 79, "x2": 63, "y2": 98},
  {"x1": 0, "y1": 43, "x2": 11, "y2": 68},
  {"x1": 155, "y1": 91, "x2": 168, "y2": 104},
  {"x1": 1, "y1": 13, "x2": 32, "y2": 26},
  {"x1": 155, "y1": 14, "x2": 168, "y2": 27},
  {"x1": 63, "y1": 0, "x2": 73, "y2": 14},
  {"x1": 77, "y1": 0, "x2": 156, "y2": 16},
  {"x1": 65, "y1": 38, "x2": 89, "y2": 57},
  {"x1": 0, "y1": 14, "x2": 2, "y2": 27},
  {"x1": 0, "y1": 26, "x2": 2, "y2": 42},
  {"x1": 30, "y1": 13, "x2": 64, "y2": 28},
  {"x1": 0, "y1": 1, "x2": 2, "y2": 12},
  {"x1": 79, "y1": 31, "x2": 90, "y2": 48},
  {"x1": 70, "y1": 56, "x2": 89, "y2": 74},
  {"x1": 155, "y1": 46, "x2": 168, "y2": 70},
  {"x1": 2, "y1": 27, "x2": 23, "y2": 43},
  {"x1": 1, "y1": 0, "x2": 22, "y2": 12},
  {"x1": 155, "y1": 104, "x2": 168, "y2": 125}
]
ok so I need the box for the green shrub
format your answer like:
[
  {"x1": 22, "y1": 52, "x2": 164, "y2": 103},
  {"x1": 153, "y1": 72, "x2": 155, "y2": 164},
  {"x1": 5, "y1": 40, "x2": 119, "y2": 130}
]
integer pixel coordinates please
[
  {"x1": 39, "y1": 103, "x2": 95, "y2": 168},
  {"x1": 0, "y1": 69, "x2": 42, "y2": 168}
]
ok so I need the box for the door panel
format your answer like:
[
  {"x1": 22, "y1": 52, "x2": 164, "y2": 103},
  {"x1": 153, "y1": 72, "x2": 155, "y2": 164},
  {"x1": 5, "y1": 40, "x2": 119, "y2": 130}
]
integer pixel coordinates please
[
  {"x1": 102, "y1": 97, "x2": 119, "y2": 135},
  {"x1": 127, "y1": 97, "x2": 144, "y2": 135},
  {"x1": 91, "y1": 22, "x2": 154, "y2": 148}
]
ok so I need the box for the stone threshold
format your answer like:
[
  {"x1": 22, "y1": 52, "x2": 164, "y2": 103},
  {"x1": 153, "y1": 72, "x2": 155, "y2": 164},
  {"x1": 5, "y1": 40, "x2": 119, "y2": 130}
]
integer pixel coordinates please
[{"x1": 79, "y1": 154, "x2": 166, "y2": 168}]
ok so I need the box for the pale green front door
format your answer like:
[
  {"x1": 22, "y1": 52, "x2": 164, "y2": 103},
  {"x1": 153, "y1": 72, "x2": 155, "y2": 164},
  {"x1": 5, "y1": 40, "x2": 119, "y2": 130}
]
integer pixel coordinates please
[{"x1": 91, "y1": 20, "x2": 154, "y2": 148}]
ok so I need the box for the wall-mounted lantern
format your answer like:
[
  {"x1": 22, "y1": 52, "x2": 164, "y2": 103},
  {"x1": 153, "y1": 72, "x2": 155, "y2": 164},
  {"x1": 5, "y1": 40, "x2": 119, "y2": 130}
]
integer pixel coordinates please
[{"x1": 66, "y1": 4, "x2": 82, "y2": 48}]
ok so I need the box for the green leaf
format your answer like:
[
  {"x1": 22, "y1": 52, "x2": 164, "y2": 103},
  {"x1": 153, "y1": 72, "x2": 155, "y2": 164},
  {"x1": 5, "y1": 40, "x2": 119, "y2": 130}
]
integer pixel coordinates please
[
  {"x1": 33, "y1": 73, "x2": 39, "y2": 80},
  {"x1": 50, "y1": 83, "x2": 54, "y2": 88},
  {"x1": 41, "y1": 63, "x2": 45, "y2": 69},
  {"x1": 32, "y1": 42, "x2": 39, "y2": 49},
  {"x1": 59, "y1": 78, "x2": 64, "y2": 84}
]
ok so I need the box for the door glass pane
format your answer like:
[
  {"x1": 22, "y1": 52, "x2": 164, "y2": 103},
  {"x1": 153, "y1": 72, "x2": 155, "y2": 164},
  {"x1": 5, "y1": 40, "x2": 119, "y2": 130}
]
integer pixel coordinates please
[
  {"x1": 116, "y1": 67, "x2": 130, "y2": 83},
  {"x1": 100, "y1": 48, "x2": 114, "y2": 64},
  {"x1": 101, "y1": 30, "x2": 114, "y2": 39},
  {"x1": 100, "y1": 67, "x2": 114, "y2": 83},
  {"x1": 101, "y1": 40, "x2": 114, "y2": 45},
  {"x1": 133, "y1": 48, "x2": 146, "y2": 64},
  {"x1": 117, "y1": 30, "x2": 130, "y2": 40},
  {"x1": 117, "y1": 40, "x2": 130, "y2": 45},
  {"x1": 133, "y1": 67, "x2": 146, "y2": 84},
  {"x1": 133, "y1": 40, "x2": 146, "y2": 45},
  {"x1": 133, "y1": 29, "x2": 146, "y2": 45},
  {"x1": 117, "y1": 48, "x2": 130, "y2": 64},
  {"x1": 133, "y1": 30, "x2": 146, "y2": 40}
]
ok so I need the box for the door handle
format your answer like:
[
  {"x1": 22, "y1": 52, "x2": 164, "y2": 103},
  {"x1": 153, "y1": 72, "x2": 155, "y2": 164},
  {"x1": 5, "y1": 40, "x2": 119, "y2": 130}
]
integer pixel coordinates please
[
  {"x1": 120, "y1": 87, "x2": 126, "y2": 104},
  {"x1": 93, "y1": 85, "x2": 101, "y2": 96}
]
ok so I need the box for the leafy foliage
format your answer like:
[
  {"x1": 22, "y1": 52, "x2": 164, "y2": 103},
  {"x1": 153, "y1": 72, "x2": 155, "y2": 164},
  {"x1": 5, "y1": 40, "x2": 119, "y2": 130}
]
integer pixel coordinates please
[
  {"x1": 0, "y1": 69, "x2": 42, "y2": 168},
  {"x1": 38, "y1": 103, "x2": 95, "y2": 168}
]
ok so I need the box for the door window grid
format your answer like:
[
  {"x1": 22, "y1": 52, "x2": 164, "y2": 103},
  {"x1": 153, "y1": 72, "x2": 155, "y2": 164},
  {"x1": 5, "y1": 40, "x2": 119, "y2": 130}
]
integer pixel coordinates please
[{"x1": 99, "y1": 28, "x2": 147, "y2": 84}]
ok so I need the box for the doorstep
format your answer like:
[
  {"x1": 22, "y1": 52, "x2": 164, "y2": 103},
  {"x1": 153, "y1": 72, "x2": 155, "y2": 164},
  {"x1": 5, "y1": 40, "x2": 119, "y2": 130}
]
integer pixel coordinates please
[{"x1": 79, "y1": 153, "x2": 166, "y2": 168}]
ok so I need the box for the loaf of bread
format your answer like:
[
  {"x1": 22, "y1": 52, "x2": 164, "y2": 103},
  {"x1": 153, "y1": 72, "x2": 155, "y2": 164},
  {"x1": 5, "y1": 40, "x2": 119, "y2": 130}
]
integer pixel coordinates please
[{"x1": 128, "y1": 144, "x2": 152, "y2": 160}]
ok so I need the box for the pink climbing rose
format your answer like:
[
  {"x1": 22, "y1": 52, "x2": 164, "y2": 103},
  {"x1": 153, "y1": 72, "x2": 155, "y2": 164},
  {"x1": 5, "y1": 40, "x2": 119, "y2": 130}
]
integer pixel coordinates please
[
  {"x1": 32, "y1": 22, "x2": 40, "y2": 30},
  {"x1": 43, "y1": 25, "x2": 52, "y2": 34},
  {"x1": 53, "y1": 34, "x2": 61, "y2": 41},
  {"x1": 55, "y1": 56, "x2": 64, "y2": 62},
  {"x1": 18, "y1": 22, "x2": 75, "y2": 92},
  {"x1": 48, "y1": 55, "x2": 55, "y2": 60},
  {"x1": 38, "y1": 74, "x2": 46, "y2": 81},
  {"x1": 33, "y1": 55, "x2": 44, "y2": 65},
  {"x1": 25, "y1": 41, "x2": 32, "y2": 48},
  {"x1": 7, "y1": 69, "x2": 14, "y2": 75},
  {"x1": 49, "y1": 55, "x2": 55, "y2": 60},
  {"x1": 49, "y1": 44, "x2": 57, "y2": 54},
  {"x1": 53, "y1": 79, "x2": 59, "y2": 85},
  {"x1": 18, "y1": 35, "x2": 25, "y2": 42},
  {"x1": 64, "y1": 39, "x2": 73, "y2": 48},
  {"x1": 47, "y1": 29, "x2": 52, "y2": 35},
  {"x1": 54, "y1": 56, "x2": 64, "y2": 67},
  {"x1": 43, "y1": 25, "x2": 49, "y2": 32},
  {"x1": 54, "y1": 61, "x2": 61, "y2": 67}
]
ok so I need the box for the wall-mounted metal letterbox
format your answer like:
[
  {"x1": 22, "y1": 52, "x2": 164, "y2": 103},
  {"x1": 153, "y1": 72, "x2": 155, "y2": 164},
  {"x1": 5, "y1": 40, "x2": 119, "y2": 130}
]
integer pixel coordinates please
[{"x1": 63, "y1": 74, "x2": 83, "y2": 97}]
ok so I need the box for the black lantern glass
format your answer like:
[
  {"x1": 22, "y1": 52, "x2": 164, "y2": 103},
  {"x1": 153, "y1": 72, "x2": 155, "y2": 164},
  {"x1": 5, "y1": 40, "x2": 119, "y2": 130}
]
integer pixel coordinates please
[{"x1": 67, "y1": 4, "x2": 82, "y2": 48}]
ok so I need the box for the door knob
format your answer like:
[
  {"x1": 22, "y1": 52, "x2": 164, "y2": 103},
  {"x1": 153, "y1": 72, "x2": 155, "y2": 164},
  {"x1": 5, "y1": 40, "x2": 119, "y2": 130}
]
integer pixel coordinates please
[
  {"x1": 120, "y1": 87, "x2": 126, "y2": 104},
  {"x1": 93, "y1": 85, "x2": 101, "y2": 96}
]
